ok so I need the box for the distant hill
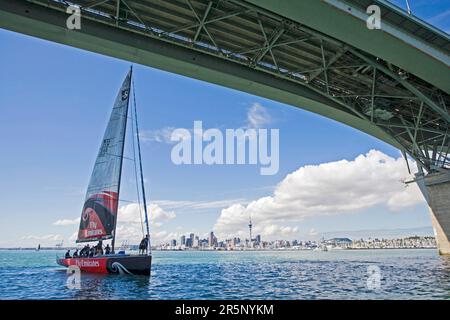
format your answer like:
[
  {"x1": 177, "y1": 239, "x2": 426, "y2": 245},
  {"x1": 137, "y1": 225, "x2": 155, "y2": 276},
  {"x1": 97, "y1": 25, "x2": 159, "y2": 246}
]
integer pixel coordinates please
[{"x1": 322, "y1": 226, "x2": 434, "y2": 240}]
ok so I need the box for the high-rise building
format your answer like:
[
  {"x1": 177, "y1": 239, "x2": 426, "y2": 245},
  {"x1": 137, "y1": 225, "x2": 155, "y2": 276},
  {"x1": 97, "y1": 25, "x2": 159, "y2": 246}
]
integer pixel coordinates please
[
  {"x1": 209, "y1": 231, "x2": 215, "y2": 247},
  {"x1": 189, "y1": 233, "x2": 195, "y2": 248},
  {"x1": 255, "y1": 234, "x2": 261, "y2": 245},
  {"x1": 180, "y1": 235, "x2": 186, "y2": 247},
  {"x1": 185, "y1": 238, "x2": 192, "y2": 248},
  {"x1": 170, "y1": 239, "x2": 177, "y2": 247},
  {"x1": 200, "y1": 239, "x2": 208, "y2": 248},
  {"x1": 193, "y1": 235, "x2": 199, "y2": 248}
]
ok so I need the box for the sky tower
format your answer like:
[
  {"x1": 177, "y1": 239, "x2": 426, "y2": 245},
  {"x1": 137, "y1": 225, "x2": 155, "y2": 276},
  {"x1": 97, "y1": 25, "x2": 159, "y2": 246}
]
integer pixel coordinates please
[{"x1": 248, "y1": 214, "x2": 253, "y2": 245}]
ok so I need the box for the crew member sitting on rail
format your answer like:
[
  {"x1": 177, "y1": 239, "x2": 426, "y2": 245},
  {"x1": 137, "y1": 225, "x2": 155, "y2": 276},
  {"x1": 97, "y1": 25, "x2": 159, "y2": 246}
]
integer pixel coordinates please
[
  {"x1": 96, "y1": 240, "x2": 104, "y2": 255},
  {"x1": 89, "y1": 246, "x2": 95, "y2": 258},
  {"x1": 73, "y1": 249, "x2": 79, "y2": 258},
  {"x1": 65, "y1": 250, "x2": 71, "y2": 259},
  {"x1": 80, "y1": 245, "x2": 89, "y2": 257},
  {"x1": 105, "y1": 244, "x2": 111, "y2": 255}
]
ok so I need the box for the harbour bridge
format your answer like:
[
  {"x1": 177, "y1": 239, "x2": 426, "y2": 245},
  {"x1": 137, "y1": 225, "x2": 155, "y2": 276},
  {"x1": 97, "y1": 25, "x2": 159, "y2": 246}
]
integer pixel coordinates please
[{"x1": 1, "y1": 0, "x2": 449, "y2": 254}]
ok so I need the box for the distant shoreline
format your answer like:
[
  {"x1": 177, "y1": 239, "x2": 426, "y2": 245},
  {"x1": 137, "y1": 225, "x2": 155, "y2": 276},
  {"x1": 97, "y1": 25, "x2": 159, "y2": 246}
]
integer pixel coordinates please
[
  {"x1": 154, "y1": 247, "x2": 438, "y2": 251},
  {"x1": 0, "y1": 247, "x2": 437, "y2": 251}
]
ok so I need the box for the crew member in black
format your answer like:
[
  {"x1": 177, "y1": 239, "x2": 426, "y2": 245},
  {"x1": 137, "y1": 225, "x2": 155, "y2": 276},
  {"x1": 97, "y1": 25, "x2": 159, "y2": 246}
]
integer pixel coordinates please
[
  {"x1": 80, "y1": 245, "x2": 89, "y2": 257},
  {"x1": 96, "y1": 240, "x2": 104, "y2": 255},
  {"x1": 139, "y1": 234, "x2": 149, "y2": 255},
  {"x1": 91, "y1": 247, "x2": 96, "y2": 257},
  {"x1": 65, "y1": 250, "x2": 71, "y2": 259}
]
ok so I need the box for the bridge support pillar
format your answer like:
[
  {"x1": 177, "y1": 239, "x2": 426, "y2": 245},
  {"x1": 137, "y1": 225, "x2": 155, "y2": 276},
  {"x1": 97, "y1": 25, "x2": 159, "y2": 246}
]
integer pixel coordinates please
[{"x1": 416, "y1": 171, "x2": 450, "y2": 255}]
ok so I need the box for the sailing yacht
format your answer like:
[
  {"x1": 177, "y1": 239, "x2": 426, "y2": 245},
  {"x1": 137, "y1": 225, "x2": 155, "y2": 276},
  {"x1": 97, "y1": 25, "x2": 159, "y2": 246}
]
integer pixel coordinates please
[{"x1": 57, "y1": 68, "x2": 152, "y2": 276}]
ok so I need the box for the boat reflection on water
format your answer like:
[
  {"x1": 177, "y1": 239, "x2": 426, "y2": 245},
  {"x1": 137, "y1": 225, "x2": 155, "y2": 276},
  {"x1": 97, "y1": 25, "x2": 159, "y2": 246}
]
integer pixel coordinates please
[{"x1": 59, "y1": 268, "x2": 153, "y2": 300}]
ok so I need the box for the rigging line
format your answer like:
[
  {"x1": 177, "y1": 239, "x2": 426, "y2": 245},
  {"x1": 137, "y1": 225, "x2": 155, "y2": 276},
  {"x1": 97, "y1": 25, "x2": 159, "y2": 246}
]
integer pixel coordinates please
[
  {"x1": 96, "y1": 153, "x2": 135, "y2": 161},
  {"x1": 118, "y1": 198, "x2": 141, "y2": 203},
  {"x1": 130, "y1": 80, "x2": 145, "y2": 238},
  {"x1": 132, "y1": 76, "x2": 152, "y2": 254}
]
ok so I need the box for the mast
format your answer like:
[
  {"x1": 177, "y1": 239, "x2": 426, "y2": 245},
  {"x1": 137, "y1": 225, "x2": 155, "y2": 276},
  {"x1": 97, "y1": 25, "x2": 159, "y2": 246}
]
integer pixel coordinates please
[
  {"x1": 111, "y1": 67, "x2": 133, "y2": 253},
  {"x1": 132, "y1": 76, "x2": 151, "y2": 255}
]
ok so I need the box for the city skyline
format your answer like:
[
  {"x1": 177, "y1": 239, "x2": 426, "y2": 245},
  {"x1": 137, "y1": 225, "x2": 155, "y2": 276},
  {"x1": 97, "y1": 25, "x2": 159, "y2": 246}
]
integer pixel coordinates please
[{"x1": 156, "y1": 230, "x2": 436, "y2": 251}]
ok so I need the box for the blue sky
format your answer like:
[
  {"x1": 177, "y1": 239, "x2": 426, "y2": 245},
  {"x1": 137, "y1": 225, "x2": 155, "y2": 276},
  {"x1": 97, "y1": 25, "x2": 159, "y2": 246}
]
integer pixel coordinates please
[
  {"x1": 0, "y1": 1, "x2": 447, "y2": 247},
  {"x1": 390, "y1": 0, "x2": 450, "y2": 33}
]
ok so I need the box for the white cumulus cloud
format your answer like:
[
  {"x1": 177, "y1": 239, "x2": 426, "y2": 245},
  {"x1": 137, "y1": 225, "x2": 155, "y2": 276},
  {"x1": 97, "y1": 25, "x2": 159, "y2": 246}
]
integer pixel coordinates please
[
  {"x1": 139, "y1": 127, "x2": 177, "y2": 144},
  {"x1": 95, "y1": 203, "x2": 176, "y2": 244},
  {"x1": 52, "y1": 203, "x2": 176, "y2": 245},
  {"x1": 246, "y1": 103, "x2": 271, "y2": 128},
  {"x1": 20, "y1": 234, "x2": 62, "y2": 241},
  {"x1": 140, "y1": 127, "x2": 194, "y2": 144},
  {"x1": 118, "y1": 202, "x2": 176, "y2": 225},
  {"x1": 213, "y1": 150, "x2": 425, "y2": 240},
  {"x1": 53, "y1": 218, "x2": 80, "y2": 226},
  {"x1": 154, "y1": 198, "x2": 248, "y2": 210}
]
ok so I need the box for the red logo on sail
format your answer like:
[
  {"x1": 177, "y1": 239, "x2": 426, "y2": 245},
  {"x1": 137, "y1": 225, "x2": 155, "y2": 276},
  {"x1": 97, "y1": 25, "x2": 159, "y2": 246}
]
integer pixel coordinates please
[{"x1": 77, "y1": 191, "x2": 118, "y2": 242}]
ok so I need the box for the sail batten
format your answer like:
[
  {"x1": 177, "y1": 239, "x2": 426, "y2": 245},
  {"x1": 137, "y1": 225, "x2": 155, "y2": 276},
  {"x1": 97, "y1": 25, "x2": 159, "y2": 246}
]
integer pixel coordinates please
[{"x1": 76, "y1": 70, "x2": 132, "y2": 243}]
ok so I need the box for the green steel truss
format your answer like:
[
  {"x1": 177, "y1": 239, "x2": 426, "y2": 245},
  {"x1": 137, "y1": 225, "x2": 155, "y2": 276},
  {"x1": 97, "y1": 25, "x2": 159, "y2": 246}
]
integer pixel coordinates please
[{"x1": 8, "y1": 0, "x2": 450, "y2": 172}]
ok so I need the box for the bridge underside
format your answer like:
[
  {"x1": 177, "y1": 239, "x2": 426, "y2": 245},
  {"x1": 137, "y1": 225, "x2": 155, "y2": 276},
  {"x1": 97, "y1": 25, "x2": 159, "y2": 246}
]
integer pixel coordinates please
[{"x1": 1, "y1": 0, "x2": 449, "y2": 253}]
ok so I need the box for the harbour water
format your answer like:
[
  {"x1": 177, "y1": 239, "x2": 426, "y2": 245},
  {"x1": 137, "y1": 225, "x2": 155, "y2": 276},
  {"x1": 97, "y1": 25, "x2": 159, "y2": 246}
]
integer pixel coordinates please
[{"x1": 0, "y1": 249, "x2": 449, "y2": 299}]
